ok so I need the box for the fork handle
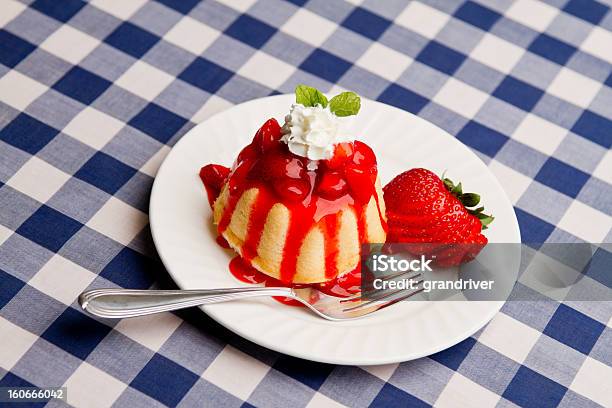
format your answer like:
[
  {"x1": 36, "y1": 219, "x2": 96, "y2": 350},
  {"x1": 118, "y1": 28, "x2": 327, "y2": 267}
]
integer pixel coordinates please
[{"x1": 78, "y1": 287, "x2": 294, "y2": 319}]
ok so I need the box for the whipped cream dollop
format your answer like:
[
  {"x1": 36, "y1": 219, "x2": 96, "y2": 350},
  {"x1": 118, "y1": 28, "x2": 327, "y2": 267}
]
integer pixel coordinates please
[{"x1": 281, "y1": 104, "x2": 352, "y2": 161}]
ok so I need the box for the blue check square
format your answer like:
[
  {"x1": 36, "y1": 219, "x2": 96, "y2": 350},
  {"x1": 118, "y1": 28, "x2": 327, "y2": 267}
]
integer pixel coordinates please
[
  {"x1": 454, "y1": 1, "x2": 501, "y2": 31},
  {"x1": 0, "y1": 30, "x2": 36, "y2": 68},
  {"x1": 456, "y1": 121, "x2": 508, "y2": 157},
  {"x1": 100, "y1": 247, "x2": 158, "y2": 289},
  {"x1": 75, "y1": 152, "x2": 137, "y2": 195},
  {"x1": 584, "y1": 247, "x2": 612, "y2": 288},
  {"x1": 155, "y1": 0, "x2": 200, "y2": 14},
  {"x1": 571, "y1": 110, "x2": 612, "y2": 148},
  {"x1": 503, "y1": 366, "x2": 567, "y2": 408},
  {"x1": 0, "y1": 269, "x2": 25, "y2": 309},
  {"x1": 535, "y1": 158, "x2": 589, "y2": 198},
  {"x1": 342, "y1": 8, "x2": 392, "y2": 40},
  {"x1": 31, "y1": 0, "x2": 85, "y2": 22},
  {"x1": 430, "y1": 337, "x2": 476, "y2": 370},
  {"x1": 0, "y1": 113, "x2": 59, "y2": 155},
  {"x1": 514, "y1": 208, "x2": 555, "y2": 244},
  {"x1": 273, "y1": 356, "x2": 334, "y2": 390},
  {"x1": 378, "y1": 84, "x2": 429, "y2": 114},
  {"x1": 300, "y1": 49, "x2": 352, "y2": 83},
  {"x1": 563, "y1": 0, "x2": 609, "y2": 25},
  {"x1": 605, "y1": 72, "x2": 612, "y2": 88},
  {"x1": 179, "y1": 57, "x2": 234, "y2": 94},
  {"x1": 225, "y1": 15, "x2": 276, "y2": 49},
  {"x1": 0, "y1": 372, "x2": 37, "y2": 390},
  {"x1": 16, "y1": 205, "x2": 83, "y2": 253},
  {"x1": 105, "y1": 22, "x2": 160, "y2": 58},
  {"x1": 42, "y1": 307, "x2": 112, "y2": 360},
  {"x1": 493, "y1": 76, "x2": 544, "y2": 111},
  {"x1": 416, "y1": 41, "x2": 466, "y2": 75},
  {"x1": 543, "y1": 304, "x2": 605, "y2": 355},
  {"x1": 370, "y1": 384, "x2": 429, "y2": 408},
  {"x1": 528, "y1": 34, "x2": 577, "y2": 66},
  {"x1": 131, "y1": 354, "x2": 199, "y2": 407},
  {"x1": 129, "y1": 103, "x2": 188, "y2": 144},
  {"x1": 54, "y1": 67, "x2": 112, "y2": 105}
]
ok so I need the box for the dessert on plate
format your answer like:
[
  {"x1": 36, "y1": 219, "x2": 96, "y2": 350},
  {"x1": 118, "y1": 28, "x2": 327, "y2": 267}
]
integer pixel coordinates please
[
  {"x1": 200, "y1": 85, "x2": 495, "y2": 303},
  {"x1": 200, "y1": 85, "x2": 387, "y2": 287}
]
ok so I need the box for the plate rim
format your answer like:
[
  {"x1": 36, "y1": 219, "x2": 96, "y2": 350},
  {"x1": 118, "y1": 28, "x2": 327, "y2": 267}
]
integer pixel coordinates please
[{"x1": 149, "y1": 94, "x2": 521, "y2": 365}]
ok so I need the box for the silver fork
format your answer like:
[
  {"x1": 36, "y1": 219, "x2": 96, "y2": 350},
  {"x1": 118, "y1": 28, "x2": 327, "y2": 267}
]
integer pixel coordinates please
[{"x1": 79, "y1": 271, "x2": 425, "y2": 321}]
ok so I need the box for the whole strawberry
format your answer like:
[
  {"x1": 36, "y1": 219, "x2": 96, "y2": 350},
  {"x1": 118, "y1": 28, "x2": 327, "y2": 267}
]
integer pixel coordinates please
[{"x1": 383, "y1": 168, "x2": 493, "y2": 267}]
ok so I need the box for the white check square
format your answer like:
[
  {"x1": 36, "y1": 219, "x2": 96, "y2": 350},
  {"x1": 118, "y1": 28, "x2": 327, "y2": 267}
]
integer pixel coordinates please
[
  {"x1": 505, "y1": 0, "x2": 558, "y2": 31},
  {"x1": 0, "y1": 0, "x2": 26, "y2": 27},
  {"x1": 436, "y1": 373, "x2": 500, "y2": 408},
  {"x1": 29, "y1": 255, "x2": 96, "y2": 305},
  {"x1": 140, "y1": 145, "x2": 171, "y2": 177},
  {"x1": 593, "y1": 150, "x2": 612, "y2": 184},
  {"x1": 547, "y1": 68, "x2": 601, "y2": 108},
  {"x1": 87, "y1": 197, "x2": 148, "y2": 246},
  {"x1": 116, "y1": 60, "x2": 175, "y2": 101},
  {"x1": 396, "y1": 1, "x2": 449, "y2": 38},
  {"x1": 581, "y1": 26, "x2": 612, "y2": 64},
  {"x1": 7, "y1": 157, "x2": 70, "y2": 203},
  {"x1": 360, "y1": 364, "x2": 399, "y2": 382},
  {"x1": 433, "y1": 78, "x2": 489, "y2": 118},
  {"x1": 238, "y1": 52, "x2": 295, "y2": 89},
  {"x1": 306, "y1": 393, "x2": 347, "y2": 408},
  {"x1": 281, "y1": 8, "x2": 337, "y2": 47},
  {"x1": 221, "y1": 0, "x2": 257, "y2": 12},
  {"x1": 558, "y1": 200, "x2": 611, "y2": 243},
  {"x1": 40, "y1": 25, "x2": 100, "y2": 65},
  {"x1": 470, "y1": 33, "x2": 524, "y2": 73},
  {"x1": 164, "y1": 16, "x2": 219, "y2": 55},
  {"x1": 65, "y1": 362, "x2": 127, "y2": 408},
  {"x1": 115, "y1": 313, "x2": 182, "y2": 352},
  {"x1": 0, "y1": 317, "x2": 37, "y2": 371},
  {"x1": 202, "y1": 345, "x2": 270, "y2": 400},
  {"x1": 90, "y1": 0, "x2": 147, "y2": 20},
  {"x1": 63, "y1": 107, "x2": 124, "y2": 150},
  {"x1": 0, "y1": 70, "x2": 47, "y2": 111},
  {"x1": 0, "y1": 224, "x2": 12, "y2": 247},
  {"x1": 356, "y1": 43, "x2": 412, "y2": 81},
  {"x1": 570, "y1": 357, "x2": 612, "y2": 407},
  {"x1": 477, "y1": 312, "x2": 540, "y2": 363},
  {"x1": 512, "y1": 114, "x2": 567, "y2": 155},
  {"x1": 488, "y1": 160, "x2": 532, "y2": 204},
  {"x1": 191, "y1": 95, "x2": 233, "y2": 124}
]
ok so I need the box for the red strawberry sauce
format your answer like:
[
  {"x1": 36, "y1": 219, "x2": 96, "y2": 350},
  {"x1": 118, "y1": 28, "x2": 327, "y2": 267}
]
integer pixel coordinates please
[{"x1": 199, "y1": 118, "x2": 386, "y2": 305}]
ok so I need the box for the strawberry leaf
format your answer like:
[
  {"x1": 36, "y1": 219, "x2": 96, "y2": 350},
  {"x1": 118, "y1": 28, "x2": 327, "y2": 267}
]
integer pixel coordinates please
[
  {"x1": 442, "y1": 174, "x2": 494, "y2": 230},
  {"x1": 459, "y1": 193, "x2": 480, "y2": 207}
]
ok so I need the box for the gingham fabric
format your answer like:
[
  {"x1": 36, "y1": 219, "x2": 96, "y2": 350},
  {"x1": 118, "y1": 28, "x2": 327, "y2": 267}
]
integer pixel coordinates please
[{"x1": 0, "y1": 0, "x2": 610, "y2": 406}]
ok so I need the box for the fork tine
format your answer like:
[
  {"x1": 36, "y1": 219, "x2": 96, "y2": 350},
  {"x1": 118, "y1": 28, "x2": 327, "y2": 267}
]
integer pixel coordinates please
[
  {"x1": 341, "y1": 278, "x2": 425, "y2": 313},
  {"x1": 340, "y1": 271, "x2": 422, "y2": 303}
]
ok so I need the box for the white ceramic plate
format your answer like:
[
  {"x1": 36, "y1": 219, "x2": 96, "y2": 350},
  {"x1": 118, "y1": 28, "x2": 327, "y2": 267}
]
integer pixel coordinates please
[{"x1": 149, "y1": 95, "x2": 521, "y2": 365}]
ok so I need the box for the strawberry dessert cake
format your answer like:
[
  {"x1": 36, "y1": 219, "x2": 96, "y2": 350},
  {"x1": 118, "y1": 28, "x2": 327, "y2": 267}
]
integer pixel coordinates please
[
  {"x1": 200, "y1": 85, "x2": 494, "y2": 302},
  {"x1": 200, "y1": 86, "x2": 387, "y2": 291}
]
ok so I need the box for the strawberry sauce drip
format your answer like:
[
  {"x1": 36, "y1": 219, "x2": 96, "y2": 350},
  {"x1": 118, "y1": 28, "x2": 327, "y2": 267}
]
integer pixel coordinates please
[
  {"x1": 200, "y1": 118, "x2": 386, "y2": 299},
  {"x1": 229, "y1": 255, "x2": 361, "y2": 306}
]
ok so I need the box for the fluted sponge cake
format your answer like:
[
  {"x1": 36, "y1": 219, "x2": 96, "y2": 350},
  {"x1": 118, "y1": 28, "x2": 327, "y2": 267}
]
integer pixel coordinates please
[{"x1": 212, "y1": 178, "x2": 386, "y2": 283}]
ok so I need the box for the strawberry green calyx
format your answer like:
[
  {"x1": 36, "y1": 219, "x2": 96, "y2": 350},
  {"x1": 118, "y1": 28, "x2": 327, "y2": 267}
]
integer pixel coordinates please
[{"x1": 442, "y1": 176, "x2": 495, "y2": 230}]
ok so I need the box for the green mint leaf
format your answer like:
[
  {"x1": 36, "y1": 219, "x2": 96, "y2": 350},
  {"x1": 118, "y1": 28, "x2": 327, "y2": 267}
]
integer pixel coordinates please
[
  {"x1": 295, "y1": 84, "x2": 328, "y2": 107},
  {"x1": 328, "y1": 92, "x2": 361, "y2": 117}
]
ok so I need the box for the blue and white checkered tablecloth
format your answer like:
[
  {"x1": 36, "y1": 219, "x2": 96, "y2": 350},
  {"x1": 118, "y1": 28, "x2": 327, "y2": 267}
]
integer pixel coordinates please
[{"x1": 0, "y1": 0, "x2": 611, "y2": 406}]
